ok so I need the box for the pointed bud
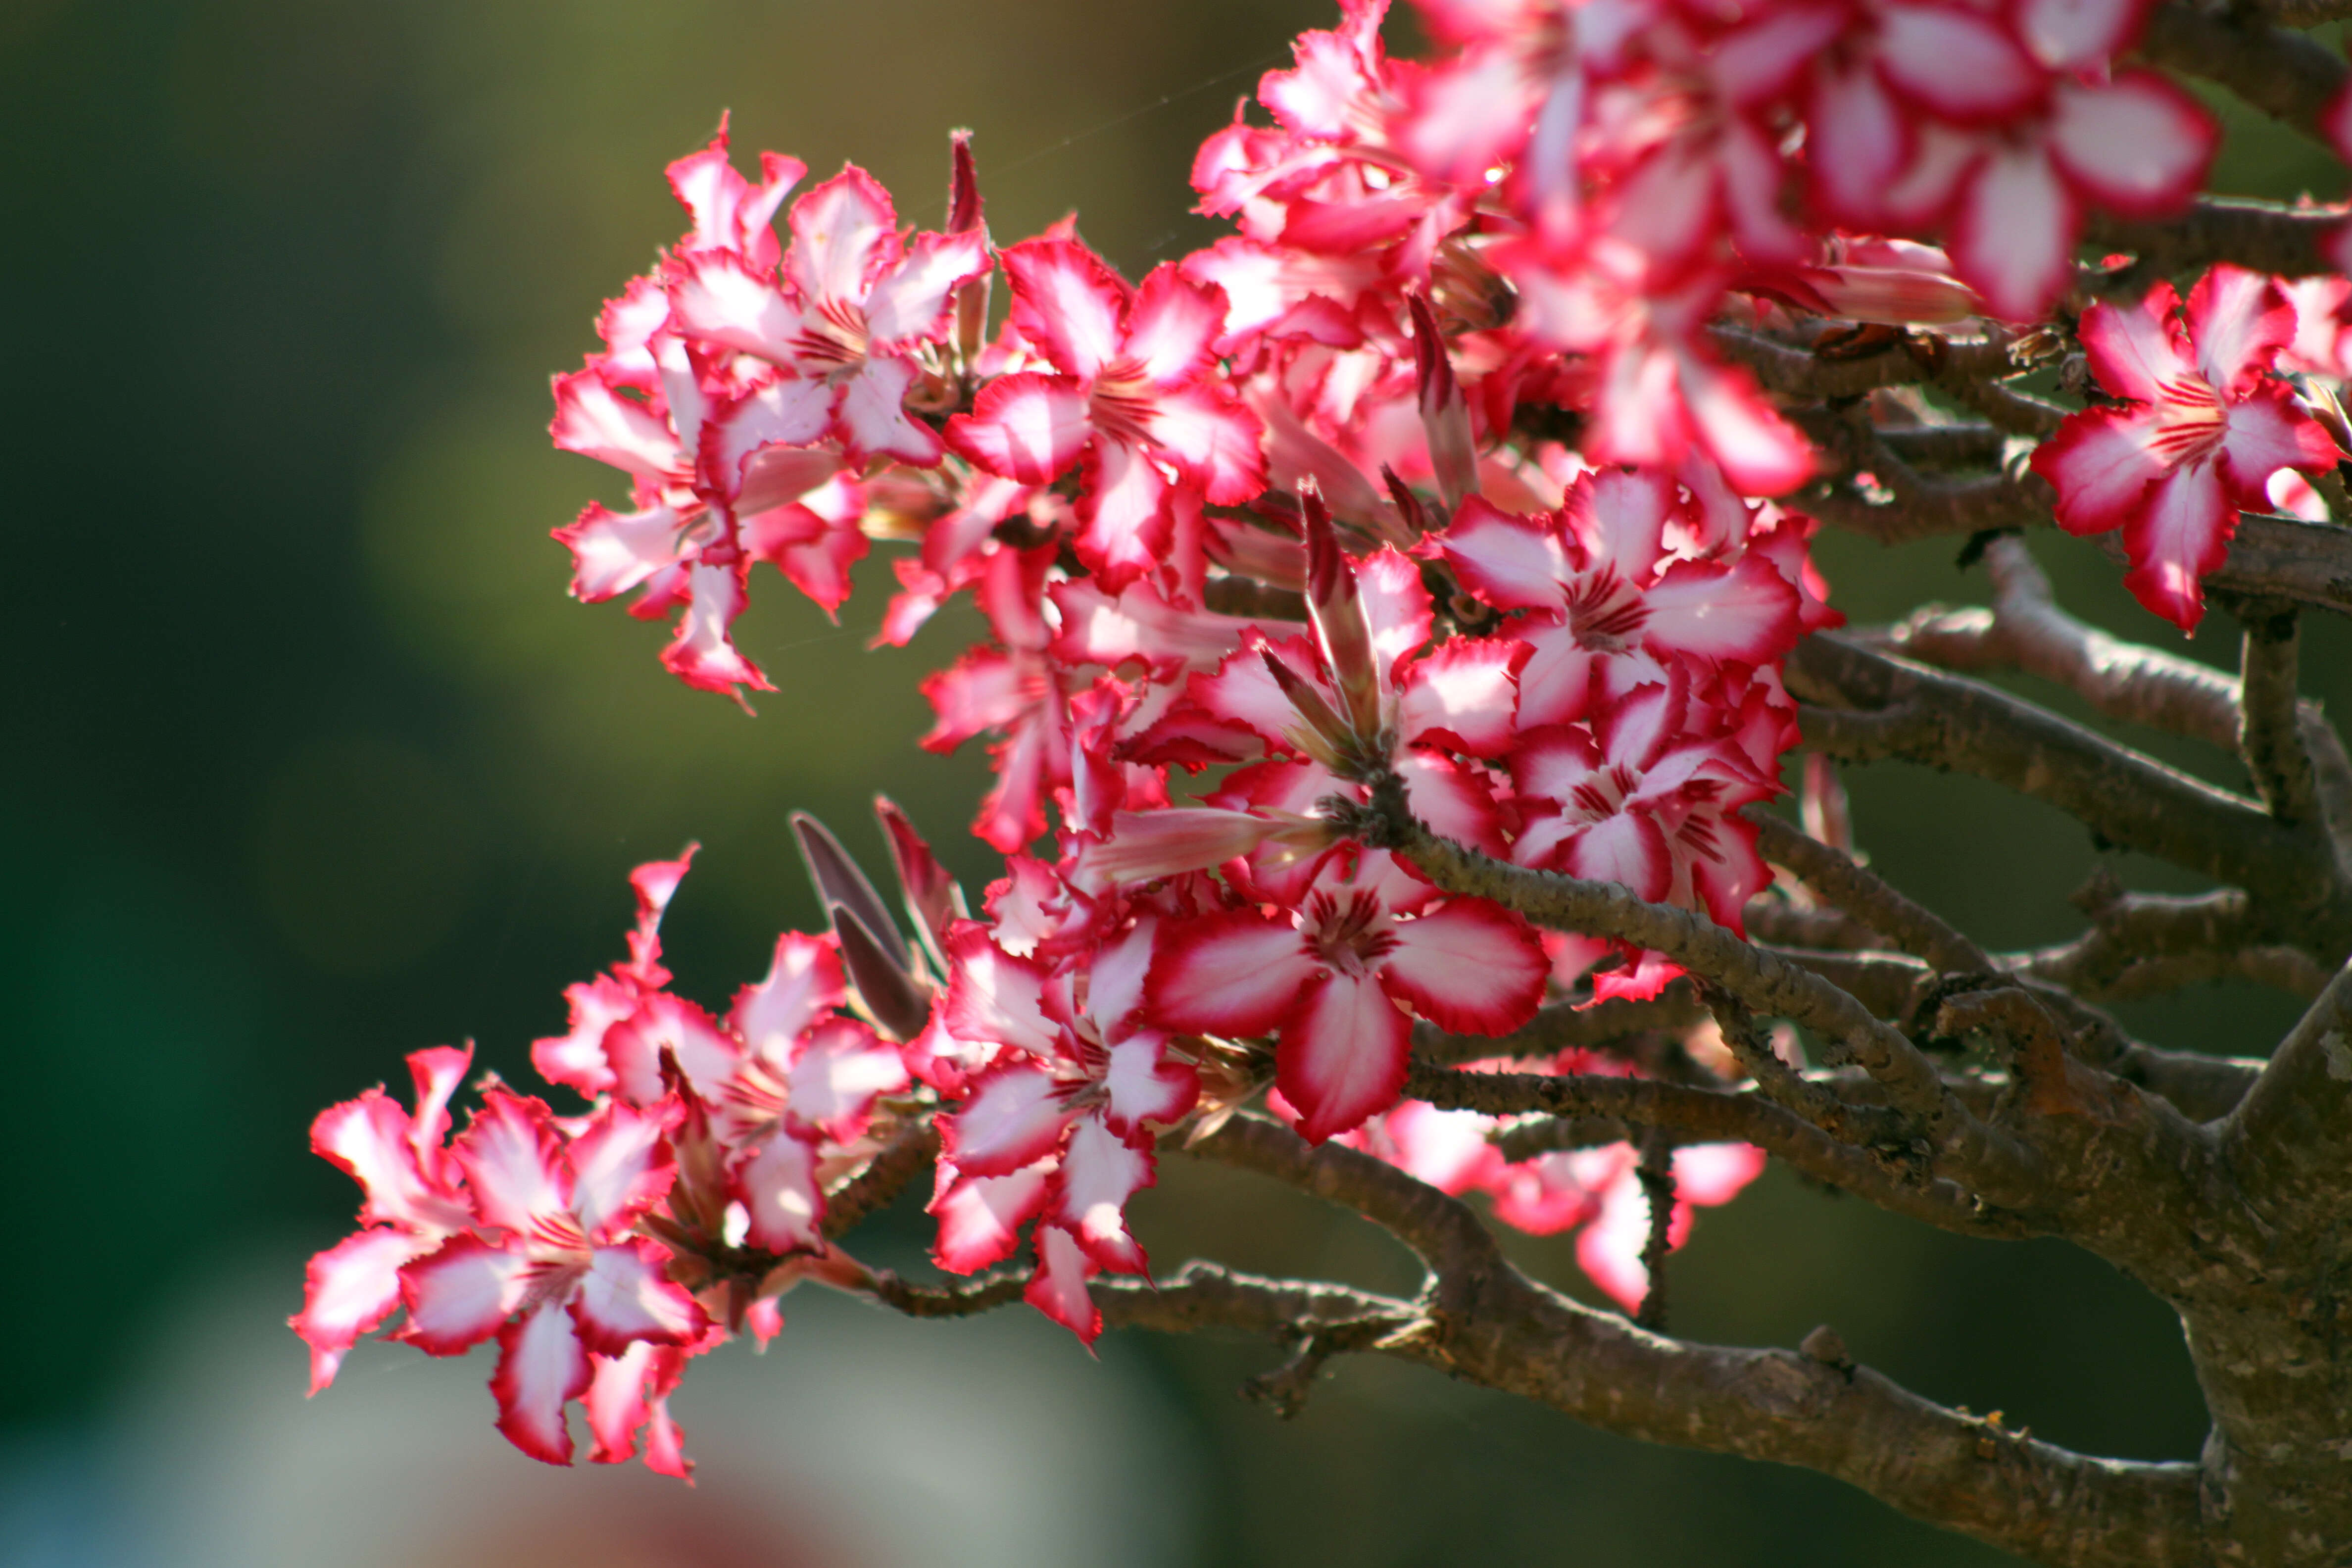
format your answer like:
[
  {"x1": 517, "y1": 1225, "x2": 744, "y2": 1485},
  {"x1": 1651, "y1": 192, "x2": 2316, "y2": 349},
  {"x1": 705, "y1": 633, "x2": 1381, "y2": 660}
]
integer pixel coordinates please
[
  {"x1": 1083, "y1": 807, "x2": 1336, "y2": 882},
  {"x1": 832, "y1": 905, "x2": 933, "y2": 1043},
  {"x1": 791, "y1": 812, "x2": 909, "y2": 972},
  {"x1": 946, "y1": 130, "x2": 992, "y2": 369},
  {"x1": 1380, "y1": 465, "x2": 1434, "y2": 538},
  {"x1": 1301, "y1": 485, "x2": 1383, "y2": 745},
  {"x1": 1410, "y1": 293, "x2": 1477, "y2": 516},
  {"x1": 1260, "y1": 646, "x2": 1351, "y2": 771},
  {"x1": 875, "y1": 795, "x2": 967, "y2": 974}
]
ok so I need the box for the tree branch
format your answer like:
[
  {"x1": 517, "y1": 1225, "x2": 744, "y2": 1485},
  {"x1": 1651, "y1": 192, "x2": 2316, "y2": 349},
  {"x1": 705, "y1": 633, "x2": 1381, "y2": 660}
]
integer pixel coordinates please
[
  {"x1": 821, "y1": 1120, "x2": 939, "y2": 1238},
  {"x1": 2221, "y1": 955, "x2": 2352, "y2": 1234},
  {"x1": 1405, "y1": 1062, "x2": 2022, "y2": 1237},
  {"x1": 1867, "y1": 536, "x2": 2243, "y2": 748},
  {"x1": 1337, "y1": 782, "x2": 2051, "y2": 1203},
  {"x1": 1441, "y1": 1269, "x2": 2208, "y2": 1567},
  {"x1": 1789, "y1": 634, "x2": 2352, "y2": 951},
  {"x1": 2085, "y1": 198, "x2": 2340, "y2": 283},
  {"x1": 2233, "y1": 598, "x2": 2322, "y2": 826},
  {"x1": 1751, "y1": 810, "x2": 1994, "y2": 974},
  {"x1": 2134, "y1": 1, "x2": 2346, "y2": 143},
  {"x1": 1184, "y1": 1110, "x2": 1504, "y2": 1300},
  {"x1": 1410, "y1": 983, "x2": 1707, "y2": 1066}
]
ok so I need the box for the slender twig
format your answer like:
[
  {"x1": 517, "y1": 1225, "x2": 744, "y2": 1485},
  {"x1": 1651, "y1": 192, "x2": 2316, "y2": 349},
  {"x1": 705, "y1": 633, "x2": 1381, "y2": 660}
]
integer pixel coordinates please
[
  {"x1": 1868, "y1": 537, "x2": 2242, "y2": 749},
  {"x1": 1790, "y1": 634, "x2": 2352, "y2": 949},
  {"x1": 1634, "y1": 1131, "x2": 1676, "y2": 1330},
  {"x1": 1751, "y1": 811, "x2": 1993, "y2": 975},
  {"x1": 2234, "y1": 599, "x2": 2321, "y2": 827}
]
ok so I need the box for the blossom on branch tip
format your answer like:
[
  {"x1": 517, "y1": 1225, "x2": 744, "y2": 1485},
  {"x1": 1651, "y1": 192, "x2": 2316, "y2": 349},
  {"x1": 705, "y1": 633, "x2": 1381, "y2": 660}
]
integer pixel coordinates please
[{"x1": 2031, "y1": 266, "x2": 2342, "y2": 631}]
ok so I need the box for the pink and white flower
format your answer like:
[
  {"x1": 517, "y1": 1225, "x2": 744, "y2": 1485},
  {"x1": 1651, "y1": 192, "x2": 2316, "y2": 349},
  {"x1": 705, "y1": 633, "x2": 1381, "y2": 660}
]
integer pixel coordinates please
[
  {"x1": 399, "y1": 1091, "x2": 710, "y2": 1466},
  {"x1": 946, "y1": 237, "x2": 1267, "y2": 590},
  {"x1": 2032, "y1": 266, "x2": 2341, "y2": 630}
]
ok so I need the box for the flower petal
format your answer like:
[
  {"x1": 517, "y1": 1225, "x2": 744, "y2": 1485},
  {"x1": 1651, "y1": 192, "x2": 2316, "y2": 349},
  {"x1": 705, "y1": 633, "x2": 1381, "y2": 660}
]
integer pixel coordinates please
[
  {"x1": 291, "y1": 1227, "x2": 430, "y2": 1393},
  {"x1": 1053, "y1": 1115, "x2": 1154, "y2": 1274},
  {"x1": 2047, "y1": 74, "x2": 2213, "y2": 221},
  {"x1": 454, "y1": 1089, "x2": 572, "y2": 1238},
  {"x1": 1149, "y1": 909, "x2": 1317, "y2": 1038},
  {"x1": 572, "y1": 1238, "x2": 709, "y2": 1356},
  {"x1": 941, "y1": 1062, "x2": 1072, "y2": 1177},
  {"x1": 1397, "y1": 637, "x2": 1524, "y2": 756},
  {"x1": 666, "y1": 249, "x2": 808, "y2": 365},
  {"x1": 491, "y1": 1304, "x2": 592, "y2": 1466},
  {"x1": 730, "y1": 931, "x2": 848, "y2": 1064},
  {"x1": 565, "y1": 1099, "x2": 679, "y2": 1245},
  {"x1": 2030, "y1": 405, "x2": 2166, "y2": 535},
  {"x1": 2118, "y1": 458, "x2": 2234, "y2": 631},
  {"x1": 1025, "y1": 1222, "x2": 1103, "y2": 1344},
  {"x1": 1002, "y1": 237, "x2": 1130, "y2": 379},
  {"x1": 1949, "y1": 146, "x2": 2075, "y2": 323},
  {"x1": 866, "y1": 228, "x2": 992, "y2": 348},
  {"x1": 929, "y1": 1161, "x2": 1053, "y2": 1274},
  {"x1": 1640, "y1": 554, "x2": 1800, "y2": 666},
  {"x1": 1378, "y1": 899, "x2": 1549, "y2": 1037},
  {"x1": 787, "y1": 166, "x2": 899, "y2": 307},
  {"x1": 1141, "y1": 382, "x2": 1266, "y2": 505},
  {"x1": 1277, "y1": 971, "x2": 1409, "y2": 1143},
  {"x1": 946, "y1": 372, "x2": 1093, "y2": 484},
  {"x1": 1075, "y1": 438, "x2": 1175, "y2": 593},
  {"x1": 601, "y1": 989, "x2": 739, "y2": 1109},
  {"x1": 835, "y1": 356, "x2": 944, "y2": 466},
  {"x1": 1098, "y1": 1035, "x2": 1200, "y2": 1133},
  {"x1": 399, "y1": 1232, "x2": 529, "y2": 1354},
  {"x1": 2186, "y1": 265, "x2": 2294, "y2": 396},
  {"x1": 1875, "y1": 3, "x2": 2043, "y2": 122},
  {"x1": 2220, "y1": 383, "x2": 2341, "y2": 502},
  {"x1": 735, "y1": 1128, "x2": 825, "y2": 1253}
]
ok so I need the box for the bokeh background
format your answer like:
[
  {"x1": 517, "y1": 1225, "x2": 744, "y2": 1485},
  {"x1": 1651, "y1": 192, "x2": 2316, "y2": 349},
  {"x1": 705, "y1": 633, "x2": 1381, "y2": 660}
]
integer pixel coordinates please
[{"x1": 3, "y1": 2, "x2": 2344, "y2": 1563}]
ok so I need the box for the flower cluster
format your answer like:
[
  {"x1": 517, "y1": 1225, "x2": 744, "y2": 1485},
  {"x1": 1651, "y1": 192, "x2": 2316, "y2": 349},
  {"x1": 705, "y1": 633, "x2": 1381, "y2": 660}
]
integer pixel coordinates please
[{"x1": 303, "y1": 0, "x2": 2352, "y2": 1479}]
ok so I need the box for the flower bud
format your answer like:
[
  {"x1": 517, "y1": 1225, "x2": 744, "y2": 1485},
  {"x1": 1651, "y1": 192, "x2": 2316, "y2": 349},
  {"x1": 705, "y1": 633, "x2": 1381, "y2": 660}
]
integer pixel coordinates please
[
  {"x1": 1083, "y1": 807, "x2": 1336, "y2": 882},
  {"x1": 1410, "y1": 293, "x2": 1478, "y2": 516},
  {"x1": 1301, "y1": 485, "x2": 1384, "y2": 746},
  {"x1": 946, "y1": 130, "x2": 991, "y2": 371}
]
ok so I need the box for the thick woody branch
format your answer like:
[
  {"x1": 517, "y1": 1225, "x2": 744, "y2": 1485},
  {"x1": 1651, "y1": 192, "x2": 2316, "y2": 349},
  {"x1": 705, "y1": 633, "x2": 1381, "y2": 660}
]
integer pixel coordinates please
[
  {"x1": 2108, "y1": 1044, "x2": 2266, "y2": 1123},
  {"x1": 1341, "y1": 783, "x2": 2047, "y2": 1203},
  {"x1": 1789, "y1": 635, "x2": 2352, "y2": 950},
  {"x1": 1095, "y1": 1262, "x2": 1411, "y2": 1340},
  {"x1": 2135, "y1": 2, "x2": 2346, "y2": 143},
  {"x1": 2233, "y1": 599, "x2": 2321, "y2": 827},
  {"x1": 2086, "y1": 199, "x2": 2339, "y2": 283},
  {"x1": 1410, "y1": 982, "x2": 1706, "y2": 1066},
  {"x1": 1751, "y1": 811, "x2": 1993, "y2": 974},
  {"x1": 1867, "y1": 539, "x2": 2352, "y2": 848},
  {"x1": 1868, "y1": 536, "x2": 2242, "y2": 748},
  {"x1": 1446, "y1": 1277, "x2": 2203, "y2": 1567},
  {"x1": 1713, "y1": 324, "x2": 2017, "y2": 399},
  {"x1": 2222, "y1": 957, "x2": 2352, "y2": 1235},
  {"x1": 1185, "y1": 1110, "x2": 1502, "y2": 1291},
  {"x1": 1404, "y1": 1062, "x2": 2020, "y2": 1237},
  {"x1": 1803, "y1": 467, "x2": 2054, "y2": 545},
  {"x1": 821, "y1": 1120, "x2": 939, "y2": 1238},
  {"x1": 2013, "y1": 884, "x2": 2328, "y2": 1001},
  {"x1": 889, "y1": 1255, "x2": 2200, "y2": 1564}
]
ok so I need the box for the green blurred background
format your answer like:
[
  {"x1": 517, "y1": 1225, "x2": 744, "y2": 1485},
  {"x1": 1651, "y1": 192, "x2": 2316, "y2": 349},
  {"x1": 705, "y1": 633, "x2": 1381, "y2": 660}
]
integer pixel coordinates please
[{"x1": 2, "y1": 2, "x2": 2344, "y2": 1563}]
